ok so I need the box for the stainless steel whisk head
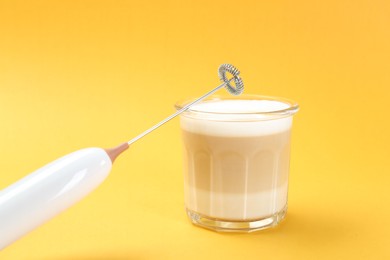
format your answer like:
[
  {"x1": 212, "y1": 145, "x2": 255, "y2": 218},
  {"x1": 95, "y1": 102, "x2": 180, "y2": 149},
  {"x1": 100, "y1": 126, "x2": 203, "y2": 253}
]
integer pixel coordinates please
[
  {"x1": 127, "y1": 64, "x2": 244, "y2": 145},
  {"x1": 218, "y1": 64, "x2": 244, "y2": 95}
]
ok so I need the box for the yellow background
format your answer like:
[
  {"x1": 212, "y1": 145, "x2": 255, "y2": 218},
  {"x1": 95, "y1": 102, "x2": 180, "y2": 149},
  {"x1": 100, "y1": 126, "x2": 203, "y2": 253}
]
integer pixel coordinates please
[{"x1": 1, "y1": 0, "x2": 389, "y2": 259}]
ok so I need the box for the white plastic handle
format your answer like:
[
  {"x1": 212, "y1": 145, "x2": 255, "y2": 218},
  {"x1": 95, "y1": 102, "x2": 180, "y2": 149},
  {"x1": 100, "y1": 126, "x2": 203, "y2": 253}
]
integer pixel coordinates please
[{"x1": 0, "y1": 148, "x2": 112, "y2": 249}]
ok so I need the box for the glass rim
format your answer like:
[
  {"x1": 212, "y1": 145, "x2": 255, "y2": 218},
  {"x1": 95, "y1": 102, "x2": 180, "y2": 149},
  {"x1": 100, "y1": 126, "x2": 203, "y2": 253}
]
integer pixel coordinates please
[{"x1": 175, "y1": 94, "x2": 299, "y2": 118}]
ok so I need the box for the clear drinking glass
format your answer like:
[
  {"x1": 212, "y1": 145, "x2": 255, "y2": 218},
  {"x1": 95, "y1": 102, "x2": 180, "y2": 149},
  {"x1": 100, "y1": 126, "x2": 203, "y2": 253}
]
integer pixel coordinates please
[{"x1": 175, "y1": 95, "x2": 299, "y2": 232}]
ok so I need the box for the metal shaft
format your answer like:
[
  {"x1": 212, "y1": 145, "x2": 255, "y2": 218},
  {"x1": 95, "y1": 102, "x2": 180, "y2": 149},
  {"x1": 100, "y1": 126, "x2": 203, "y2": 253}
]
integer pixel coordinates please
[{"x1": 127, "y1": 80, "x2": 230, "y2": 145}]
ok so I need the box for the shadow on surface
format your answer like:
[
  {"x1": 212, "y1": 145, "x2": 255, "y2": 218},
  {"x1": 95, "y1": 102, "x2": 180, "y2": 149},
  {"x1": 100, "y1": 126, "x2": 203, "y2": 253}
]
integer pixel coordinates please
[
  {"x1": 41, "y1": 251, "x2": 159, "y2": 260},
  {"x1": 216, "y1": 208, "x2": 352, "y2": 247}
]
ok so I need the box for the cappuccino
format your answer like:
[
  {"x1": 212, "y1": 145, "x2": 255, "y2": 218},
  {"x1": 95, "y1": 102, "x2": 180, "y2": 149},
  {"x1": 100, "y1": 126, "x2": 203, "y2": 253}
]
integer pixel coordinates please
[{"x1": 179, "y1": 97, "x2": 297, "y2": 229}]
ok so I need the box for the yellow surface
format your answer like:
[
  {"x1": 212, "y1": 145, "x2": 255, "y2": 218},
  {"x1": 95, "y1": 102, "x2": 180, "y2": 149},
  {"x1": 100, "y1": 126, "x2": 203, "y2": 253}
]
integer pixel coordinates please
[{"x1": 0, "y1": 0, "x2": 389, "y2": 259}]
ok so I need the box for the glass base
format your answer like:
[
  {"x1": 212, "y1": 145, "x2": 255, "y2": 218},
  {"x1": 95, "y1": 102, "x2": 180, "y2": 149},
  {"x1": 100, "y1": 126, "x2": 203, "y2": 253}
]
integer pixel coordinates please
[{"x1": 186, "y1": 205, "x2": 287, "y2": 233}]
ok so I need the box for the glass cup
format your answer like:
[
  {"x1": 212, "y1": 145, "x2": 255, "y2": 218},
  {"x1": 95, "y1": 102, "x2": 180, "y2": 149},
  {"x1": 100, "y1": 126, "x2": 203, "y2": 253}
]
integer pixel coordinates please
[{"x1": 175, "y1": 94, "x2": 299, "y2": 232}]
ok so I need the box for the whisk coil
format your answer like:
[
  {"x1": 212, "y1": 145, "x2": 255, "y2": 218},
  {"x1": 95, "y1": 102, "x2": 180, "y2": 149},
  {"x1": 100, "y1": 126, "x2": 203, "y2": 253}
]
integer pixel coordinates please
[{"x1": 218, "y1": 64, "x2": 244, "y2": 95}]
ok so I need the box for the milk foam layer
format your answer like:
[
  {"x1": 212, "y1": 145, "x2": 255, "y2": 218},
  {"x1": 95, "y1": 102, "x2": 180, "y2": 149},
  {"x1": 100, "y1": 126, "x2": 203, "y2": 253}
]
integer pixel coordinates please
[
  {"x1": 190, "y1": 100, "x2": 290, "y2": 113},
  {"x1": 181, "y1": 99, "x2": 293, "y2": 137}
]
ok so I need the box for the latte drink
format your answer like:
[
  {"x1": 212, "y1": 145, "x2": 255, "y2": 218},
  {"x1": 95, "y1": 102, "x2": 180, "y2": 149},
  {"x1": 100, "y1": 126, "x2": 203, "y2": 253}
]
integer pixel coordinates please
[{"x1": 177, "y1": 96, "x2": 298, "y2": 232}]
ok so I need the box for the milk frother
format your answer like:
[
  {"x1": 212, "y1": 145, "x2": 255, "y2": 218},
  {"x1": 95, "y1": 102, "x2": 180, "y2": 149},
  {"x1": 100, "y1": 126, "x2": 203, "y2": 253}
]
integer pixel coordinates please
[{"x1": 0, "y1": 64, "x2": 244, "y2": 249}]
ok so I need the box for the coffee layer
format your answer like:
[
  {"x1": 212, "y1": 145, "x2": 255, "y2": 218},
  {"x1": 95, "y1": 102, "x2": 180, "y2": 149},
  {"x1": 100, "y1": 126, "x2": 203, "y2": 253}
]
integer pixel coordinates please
[{"x1": 182, "y1": 130, "x2": 291, "y2": 220}]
